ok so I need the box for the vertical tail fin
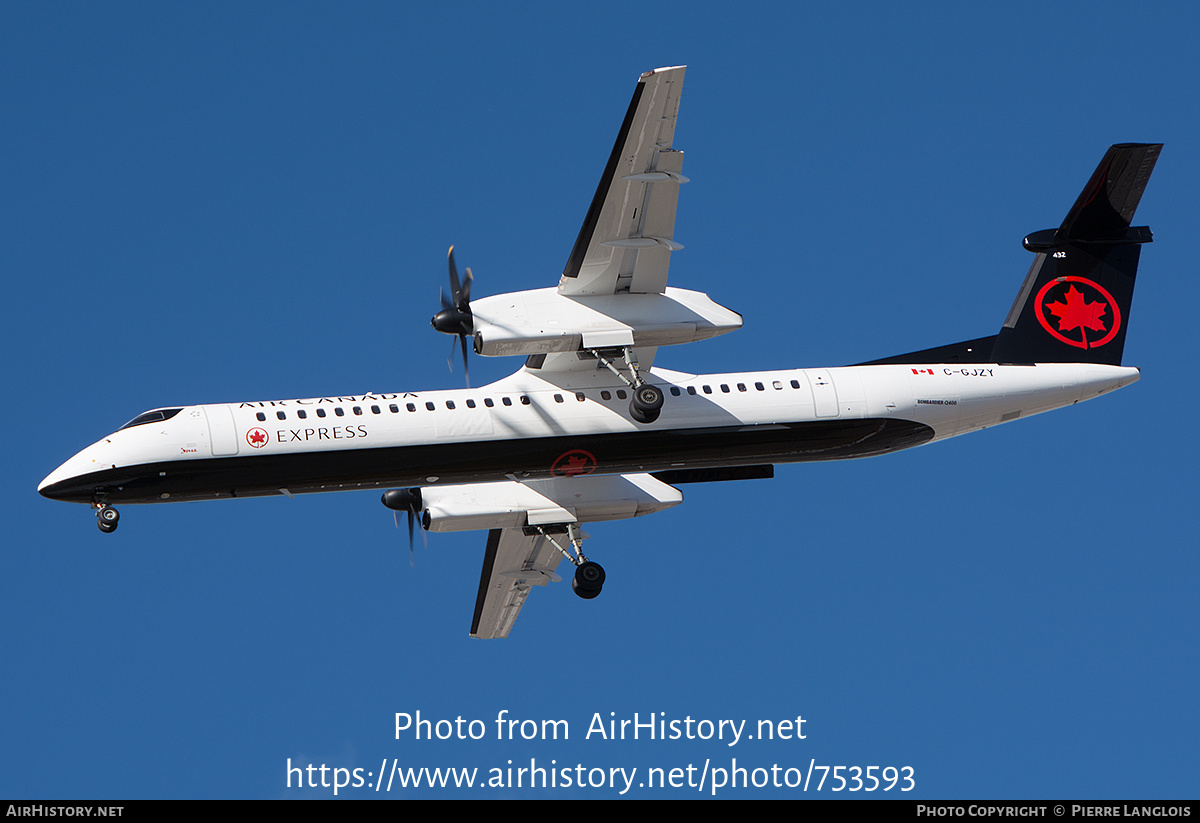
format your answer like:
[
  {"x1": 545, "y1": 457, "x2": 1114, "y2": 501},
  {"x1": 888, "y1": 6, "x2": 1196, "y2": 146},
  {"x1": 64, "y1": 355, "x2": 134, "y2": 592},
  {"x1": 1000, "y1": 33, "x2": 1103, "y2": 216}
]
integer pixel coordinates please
[{"x1": 990, "y1": 144, "x2": 1161, "y2": 365}]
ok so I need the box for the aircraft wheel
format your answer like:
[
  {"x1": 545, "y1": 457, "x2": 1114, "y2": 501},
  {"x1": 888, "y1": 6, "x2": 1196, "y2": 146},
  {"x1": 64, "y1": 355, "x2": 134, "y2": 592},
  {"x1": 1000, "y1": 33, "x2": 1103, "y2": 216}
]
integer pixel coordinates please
[
  {"x1": 572, "y1": 561, "x2": 605, "y2": 599},
  {"x1": 629, "y1": 385, "x2": 663, "y2": 424},
  {"x1": 97, "y1": 519, "x2": 117, "y2": 534},
  {"x1": 634, "y1": 384, "x2": 663, "y2": 412},
  {"x1": 98, "y1": 506, "x2": 120, "y2": 525}
]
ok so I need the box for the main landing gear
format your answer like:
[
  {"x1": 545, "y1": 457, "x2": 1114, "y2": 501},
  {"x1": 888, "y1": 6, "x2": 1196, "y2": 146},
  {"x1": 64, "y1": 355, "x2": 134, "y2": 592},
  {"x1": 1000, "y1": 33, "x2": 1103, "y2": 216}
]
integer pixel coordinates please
[
  {"x1": 572, "y1": 561, "x2": 606, "y2": 599},
  {"x1": 588, "y1": 346, "x2": 663, "y2": 424},
  {"x1": 93, "y1": 501, "x2": 120, "y2": 533},
  {"x1": 528, "y1": 523, "x2": 606, "y2": 599}
]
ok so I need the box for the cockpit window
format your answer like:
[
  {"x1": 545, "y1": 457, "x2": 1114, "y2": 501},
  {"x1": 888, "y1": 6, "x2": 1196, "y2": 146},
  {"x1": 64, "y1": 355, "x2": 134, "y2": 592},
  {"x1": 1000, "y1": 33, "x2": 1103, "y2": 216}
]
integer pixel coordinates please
[{"x1": 119, "y1": 408, "x2": 183, "y2": 430}]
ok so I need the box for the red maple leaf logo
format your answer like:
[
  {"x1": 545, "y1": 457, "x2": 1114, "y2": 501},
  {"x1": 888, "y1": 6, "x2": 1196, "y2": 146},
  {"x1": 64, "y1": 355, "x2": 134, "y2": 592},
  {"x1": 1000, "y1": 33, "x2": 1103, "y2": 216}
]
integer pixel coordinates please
[
  {"x1": 247, "y1": 428, "x2": 268, "y2": 447},
  {"x1": 1034, "y1": 276, "x2": 1121, "y2": 350},
  {"x1": 551, "y1": 449, "x2": 596, "y2": 477},
  {"x1": 1045, "y1": 285, "x2": 1109, "y2": 336},
  {"x1": 563, "y1": 455, "x2": 590, "y2": 475}
]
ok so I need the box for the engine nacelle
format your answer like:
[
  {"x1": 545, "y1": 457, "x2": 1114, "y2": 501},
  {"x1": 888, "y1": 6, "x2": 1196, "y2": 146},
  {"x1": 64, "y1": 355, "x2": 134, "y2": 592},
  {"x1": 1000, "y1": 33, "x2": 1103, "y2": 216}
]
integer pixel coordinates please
[
  {"x1": 469, "y1": 286, "x2": 741, "y2": 357},
  {"x1": 418, "y1": 474, "x2": 683, "y2": 533}
]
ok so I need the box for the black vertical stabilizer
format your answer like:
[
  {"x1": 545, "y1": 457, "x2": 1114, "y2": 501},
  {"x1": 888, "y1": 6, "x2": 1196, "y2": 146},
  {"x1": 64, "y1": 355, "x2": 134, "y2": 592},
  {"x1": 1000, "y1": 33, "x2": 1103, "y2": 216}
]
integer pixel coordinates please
[{"x1": 990, "y1": 144, "x2": 1161, "y2": 366}]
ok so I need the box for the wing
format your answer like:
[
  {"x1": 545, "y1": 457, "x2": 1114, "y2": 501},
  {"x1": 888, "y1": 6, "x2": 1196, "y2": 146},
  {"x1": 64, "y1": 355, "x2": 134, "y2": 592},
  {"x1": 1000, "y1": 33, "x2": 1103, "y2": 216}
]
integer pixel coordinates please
[
  {"x1": 444, "y1": 473, "x2": 685, "y2": 638},
  {"x1": 470, "y1": 527, "x2": 565, "y2": 639},
  {"x1": 559, "y1": 66, "x2": 687, "y2": 297}
]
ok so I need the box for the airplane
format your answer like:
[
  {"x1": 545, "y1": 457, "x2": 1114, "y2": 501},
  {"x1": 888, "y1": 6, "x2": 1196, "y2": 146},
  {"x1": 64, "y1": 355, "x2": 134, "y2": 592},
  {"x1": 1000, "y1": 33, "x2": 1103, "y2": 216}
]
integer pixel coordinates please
[{"x1": 39, "y1": 66, "x2": 1161, "y2": 639}]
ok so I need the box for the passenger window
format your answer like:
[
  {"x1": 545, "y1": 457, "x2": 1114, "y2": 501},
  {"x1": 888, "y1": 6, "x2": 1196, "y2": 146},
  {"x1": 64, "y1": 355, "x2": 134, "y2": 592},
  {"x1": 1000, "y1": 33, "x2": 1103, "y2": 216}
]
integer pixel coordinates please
[
  {"x1": 737, "y1": 383, "x2": 746, "y2": 392},
  {"x1": 316, "y1": 408, "x2": 327, "y2": 418},
  {"x1": 446, "y1": 401, "x2": 456, "y2": 410},
  {"x1": 277, "y1": 411, "x2": 287, "y2": 420},
  {"x1": 297, "y1": 409, "x2": 307, "y2": 419},
  {"x1": 576, "y1": 392, "x2": 586, "y2": 402},
  {"x1": 466, "y1": 399, "x2": 476, "y2": 408},
  {"x1": 406, "y1": 403, "x2": 416, "y2": 412},
  {"x1": 554, "y1": 394, "x2": 563, "y2": 403},
  {"x1": 371, "y1": 405, "x2": 381, "y2": 414},
  {"x1": 702, "y1": 385, "x2": 712, "y2": 394},
  {"x1": 256, "y1": 412, "x2": 266, "y2": 422},
  {"x1": 335, "y1": 408, "x2": 345, "y2": 417},
  {"x1": 670, "y1": 387, "x2": 681, "y2": 396},
  {"x1": 425, "y1": 402, "x2": 435, "y2": 411},
  {"x1": 601, "y1": 390, "x2": 611, "y2": 401},
  {"x1": 687, "y1": 386, "x2": 697, "y2": 396},
  {"x1": 616, "y1": 390, "x2": 627, "y2": 400},
  {"x1": 352, "y1": 406, "x2": 362, "y2": 415},
  {"x1": 502, "y1": 397, "x2": 512, "y2": 406},
  {"x1": 790, "y1": 379, "x2": 800, "y2": 389},
  {"x1": 390, "y1": 404, "x2": 399, "y2": 413},
  {"x1": 755, "y1": 382, "x2": 765, "y2": 391},
  {"x1": 520, "y1": 396, "x2": 531, "y2": 405},
  {"x1": 773, "y1": 381, "x2": 783, "y2": 390},
  {"x1": 484, "y1": 398, "x2": 494, "y2": 408},
  {"x1": 720, "y1": 384, "x2": 730, "y2": 393}
]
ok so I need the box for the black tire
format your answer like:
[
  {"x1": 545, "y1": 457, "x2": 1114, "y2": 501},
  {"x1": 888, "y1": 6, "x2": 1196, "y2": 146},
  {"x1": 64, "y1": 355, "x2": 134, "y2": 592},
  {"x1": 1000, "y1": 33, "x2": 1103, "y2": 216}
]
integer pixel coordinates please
[
  {"x1": 630, "y1": 384, "x2": 663, "y2": 424},
  {"x1": 97, "y1": 519, "x2": 117, "y2": 534},
  {"x1": 572, "y1": 577, "x2": 602, "y2": 599},
  {"x1": 98, "y1": 507, "x2": 119, "y2": 524},
  {"x1": 572, "y1": 561, "x2": 605, "y2": 599}
]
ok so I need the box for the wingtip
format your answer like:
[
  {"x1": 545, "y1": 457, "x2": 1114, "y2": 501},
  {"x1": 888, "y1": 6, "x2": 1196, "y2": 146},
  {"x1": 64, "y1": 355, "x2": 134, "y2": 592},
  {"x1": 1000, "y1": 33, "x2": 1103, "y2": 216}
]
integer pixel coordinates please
[{"x1": 642, "y1": 65, "x2": 687, "y2": 79}]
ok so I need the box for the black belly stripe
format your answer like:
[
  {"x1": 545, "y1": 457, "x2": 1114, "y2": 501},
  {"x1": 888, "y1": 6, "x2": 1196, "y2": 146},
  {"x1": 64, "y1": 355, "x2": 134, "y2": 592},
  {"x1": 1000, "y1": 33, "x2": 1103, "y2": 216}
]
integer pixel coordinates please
[{"x1": 39, "y1": 419, "x2": 934, "y2": 504}]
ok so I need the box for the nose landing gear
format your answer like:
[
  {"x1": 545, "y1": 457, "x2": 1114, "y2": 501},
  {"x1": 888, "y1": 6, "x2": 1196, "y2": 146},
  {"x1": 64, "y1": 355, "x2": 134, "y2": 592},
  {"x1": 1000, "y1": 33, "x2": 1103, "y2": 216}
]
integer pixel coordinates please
[{"x1": 93, "y1": 501, "x2": 119, "y2": 533}]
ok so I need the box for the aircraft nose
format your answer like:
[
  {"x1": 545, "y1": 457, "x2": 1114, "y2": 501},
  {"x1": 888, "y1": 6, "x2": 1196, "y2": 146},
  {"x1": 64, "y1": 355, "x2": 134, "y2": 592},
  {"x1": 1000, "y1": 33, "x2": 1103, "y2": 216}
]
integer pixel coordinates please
[
  {"x1": 38, "y1": 464, "x2": 73, "y2": 499},
  {"x1": 38, "y1": 440, "x2": 111, "y2": 502}
]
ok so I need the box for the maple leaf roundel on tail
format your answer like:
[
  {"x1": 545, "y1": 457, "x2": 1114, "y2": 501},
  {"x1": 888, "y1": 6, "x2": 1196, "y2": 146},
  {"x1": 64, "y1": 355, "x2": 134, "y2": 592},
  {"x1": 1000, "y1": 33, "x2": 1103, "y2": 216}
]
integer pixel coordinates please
[{"x1": 1034, "y1": 276, "x2": 1121, "y2": 350}]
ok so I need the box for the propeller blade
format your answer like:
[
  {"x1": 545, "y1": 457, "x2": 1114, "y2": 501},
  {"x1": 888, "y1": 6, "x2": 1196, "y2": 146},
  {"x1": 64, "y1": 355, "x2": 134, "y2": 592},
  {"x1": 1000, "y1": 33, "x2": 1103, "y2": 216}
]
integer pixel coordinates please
[
  {"x1": 447, "y1": 246, "x2": 462, "y2": 304},
  {"x1": 434, "y1": 246, "x2": 474, "y2": 386},
  {"x1": 407, "y1": 509, "x2": 415, "y2": 566},
  {"x1": 460, "y1": 333, "x2": 471, "y2": 388},
  {"x1": 382, "y1": 488, "x2": 424, "y2": 564}
]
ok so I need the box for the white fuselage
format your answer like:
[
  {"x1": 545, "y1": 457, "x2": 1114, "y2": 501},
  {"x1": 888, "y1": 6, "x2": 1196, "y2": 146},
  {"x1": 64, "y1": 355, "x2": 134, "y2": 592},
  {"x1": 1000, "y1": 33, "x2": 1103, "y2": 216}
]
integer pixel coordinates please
[{"x1": 39, "y1": 362, "x2": 1139, "y2": 505}]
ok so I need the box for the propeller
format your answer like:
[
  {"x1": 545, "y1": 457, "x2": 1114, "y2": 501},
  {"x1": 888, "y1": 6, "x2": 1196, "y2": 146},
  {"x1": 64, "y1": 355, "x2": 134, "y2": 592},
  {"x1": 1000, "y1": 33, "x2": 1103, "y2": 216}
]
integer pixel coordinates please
[
  {"x1": 431, "y1": 246, "x2": 474, "y2": 386},
  {"x1": 381, "y1": 488, "x2": 424, "y2": 565}
]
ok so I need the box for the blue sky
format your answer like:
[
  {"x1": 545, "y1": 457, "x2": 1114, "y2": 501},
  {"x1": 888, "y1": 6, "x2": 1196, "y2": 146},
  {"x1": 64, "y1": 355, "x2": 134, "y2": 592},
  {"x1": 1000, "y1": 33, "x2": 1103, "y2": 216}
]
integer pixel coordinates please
[{"x1": 3, "y1": 1, "x2": 1198, "y2": 799}]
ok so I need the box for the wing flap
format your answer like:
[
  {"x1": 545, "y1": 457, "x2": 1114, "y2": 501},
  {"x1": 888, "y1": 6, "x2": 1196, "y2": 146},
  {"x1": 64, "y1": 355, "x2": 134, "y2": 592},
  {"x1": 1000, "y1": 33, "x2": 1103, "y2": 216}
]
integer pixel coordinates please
[
  {"x1": 470, "y1": 528, "x2": 565, "y2": 640},
  {"x1": 560, "y1": 66, "x2": 686, "y2": 297}
]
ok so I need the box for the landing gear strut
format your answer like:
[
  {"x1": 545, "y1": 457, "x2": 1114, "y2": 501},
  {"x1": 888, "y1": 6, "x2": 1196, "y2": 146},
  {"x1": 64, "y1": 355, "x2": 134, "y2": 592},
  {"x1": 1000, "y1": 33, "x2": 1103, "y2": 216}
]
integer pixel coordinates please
[
  {"x1": 531, "y1": 523, "x2": 606, "y2": 599},
  {"x1": 94, "y1": 502, "x2": 119, "y2": 534},
  {"x1": 589, "y1": 346, "x2": 663, "y2": 424}
]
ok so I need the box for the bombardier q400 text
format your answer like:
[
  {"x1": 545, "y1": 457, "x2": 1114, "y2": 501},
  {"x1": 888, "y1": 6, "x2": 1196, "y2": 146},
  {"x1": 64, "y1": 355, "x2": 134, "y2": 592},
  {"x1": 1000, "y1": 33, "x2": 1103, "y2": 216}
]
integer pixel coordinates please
[{"x1": 40, "y1": 67, "x2": 1161, "y2": 639}]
